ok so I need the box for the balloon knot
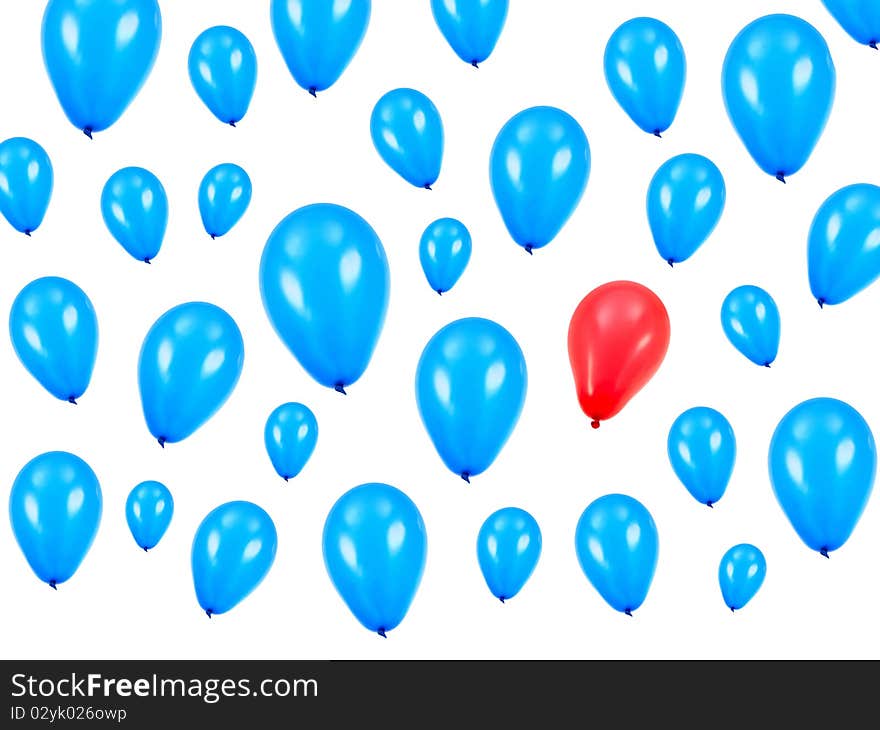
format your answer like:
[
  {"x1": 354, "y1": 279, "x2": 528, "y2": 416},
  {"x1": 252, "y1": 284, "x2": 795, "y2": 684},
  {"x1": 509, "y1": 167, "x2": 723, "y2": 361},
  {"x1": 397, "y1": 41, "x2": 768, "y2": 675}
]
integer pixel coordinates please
[
  {"x1": 820, "y1": 547, "x2": 830, "y2": 559},
  {"x1": 424, "y1": 183, "x2": 433, "y2": 190},
  {"x1": 143, "y1": 546, "x2": 149, "y2": 552},
  {"x1": 158, "y1": 436, "x2": 166, "y2": 449},
  {"x1": 460, "y1": 472, "x2": 471, "y2": 484},
  {"x1": 24, "y1": 229, "x2": 32, "y2": 237},
  {"x1": 228, "y1": 120, "x2": 236, "y2": 128},
  {"x1": 377, "y1": 628, "x2": 387, "y2": 638},
  {"x1": 624, "y1": 608, "x2": 633, "y2": 617},
  {"x1": 524, "y1": 244, "x2": 534, "y2": 255},
  {"x1": 499, "y1": 596, "x2": 505, "y2": 604},
  {"x1": 667, "y1": 258, "x2": 674, "y2": 267},
  {"x1": 776, "y1": 172, "x2": 786, "y2": 184},
  {"x1": 706, "y1": 501, "x2": 714, "y2": 509},
  {"x1": 83, "y1": 127, "x2": 93, "y2": 140},
  {"x1": 210, "y1": 234, "x2": 216, "y2": 240},
  {"x1": 143, "y1": 257, "x2": 152, "y2": 264},
  {"x1": 764, "y1": 362, "x2": 771, "y2": 368},
  {"x1": 817, "y1": 298, "x2": 825, "y2": 309},
  {"x1": 730, "y1": 606, "x2": 735, "y2": 613},
  {"x1": 870, "y1": 40, "x2": 877, "y2": 50},
  {"x1": 653, "y1": 129, "x2": 662, "y2": 138},
  {"x1": 471, "y1": 60, "x2": 479, "y2": 68},
  {"x1": 206, "y1": 609, "x2": 213, "y2": 618},
  {"x1": 436, "y1": 289, "x2": 444, "y2": 296},
  {"x1": 283, "y1": 476, "x2": 289, "y2": 483},
  {"x1": 334, "y1": 383, "x2": 347, "y2": 395},
  {"x1": 308, "y1": 87, "x2": 317, "y2": 98},
  {"x1": 68, "y1": 395, "x2": 78, "y2": 405},
  {"x1": 590, "y1": 420, "x2": 601, "y2": 429},
  {"x1": 49, "y1": 580, "x2": 57, "y2": 590}
]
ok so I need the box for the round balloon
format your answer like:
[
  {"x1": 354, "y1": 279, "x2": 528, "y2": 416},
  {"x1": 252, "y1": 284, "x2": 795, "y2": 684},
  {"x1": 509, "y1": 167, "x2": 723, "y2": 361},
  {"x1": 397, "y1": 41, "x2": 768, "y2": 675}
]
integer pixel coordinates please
[
  {"x1": 259, "y1": 203, "x2": 389, "y2": 393},
  {"x1": 419, "y1": 217, "x2": 472, "y2": 295},
  {"x1": 489, "y1": 106, "x2": 590, "y2": 254},
  {"x1": 41, "y1": 0, "x2": 162, "y2": 137},
  {"x1": 821, "y1": 1, "x2": 880, "y2": 48},
  {"x1": 264, "y1": 402, "x2": 318, "y2": 481},
  {"x1": 323, "y1": 482, "x2": 427, "y2": 637},
  {"x1": 416, "y1": 317, "x2": 527, "y2": 482},
  {"x1": 188, "y1": 25, "x2": 257, "y2": 126},
  {"x1": 719, "y1": 544, "x2": 766, "y2": 612},
  {"x1": 430, "y1": 0, "x2": 509, "y2": 67},
  {"x1": 138, "y1": 302, "x2": 244, "y2": 446},
  {"x1": 0, "y1": 137, "x2": 53, "y2": 235},
  {"x1": 9, "y1": 276, "x2": 99, "y2": 404},
  {"x1": 100, "y1": 166, "x2": 168, "y2": 263},
  {"x1": 10, "y1": 451, "x2": 102, "y2": 588},
  {"x1": 198, "y1": 163, "x2": 252, "y2": 239},
  {"x1": 720, "y1": 285, "x2": 780, "y2": 367},
  {"x1": 667, "y1": 407, "x2": 736, "y2": 507},
  {"x1": 125, "y1": 480, "x2": 173, "y2": 551},
  {"x1": 476, "y1": 507, "x2": 541, "y2": 602}
]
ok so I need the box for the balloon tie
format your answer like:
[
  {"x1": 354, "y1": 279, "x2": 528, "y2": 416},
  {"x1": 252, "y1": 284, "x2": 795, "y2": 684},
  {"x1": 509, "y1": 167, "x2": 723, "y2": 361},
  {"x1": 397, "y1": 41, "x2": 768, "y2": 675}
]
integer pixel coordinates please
[
  {"x1": 653, "y1": 129, "x2": 662, "y2": 138},
  {"x1": 624, "y1": 608, "x2": 632, "y2": 617},
  {"x1": 820, "y1": 548, "x2": 830, "y2": 559},
  {"x1": 706, "y1": 502, "x2": 714, "y2": 509},
  {"x1": 49, "y1": 580, "x2": 57, "y2": 590},
  {"x1": 308, "y1": 87, "x2": 317, "y2": 98},
  {"x1": 436, "y1": 289, "x2": 443, "y2": 296},
  {"x1": 143, "y1": 257, "x2": 152, "y2": 264},
  {"x1": 24, "y1": 230, "x2": 32, "y2": 237},
  {"x1": 334, "y1": 383, "x2": 347, "y2": 395},
  {"x1": 524, "y1": 244, "x2": 533, "y2": 255},
  {"x1": 424, "y1": 183, "x2": 433, "y2": 190},
  {"x1": 870, "y1": 41, "x2": 877, "y2": 50},
  {"x1": 143, "y1": 546, "x2": 149, "y2": 553},
  {"x1": 206, "y1": 609, "x2": 213, "y2": 618},
  {"x1": 228, "y1": 120, "x2": 236, "y2": 128},
  {"x1": 210, "y1": 234, "x2": 216, "y2": 240},
  {"x1": 667, "y1": 258, "x2": 674, "y2": 268},
  {"x1": 817, "y1": 298, "x2": 825, "y2": 309},
  {"x1": 83, "y1": 127, "x2": 93, "y2": 140},
  {"x1": 158, "y1": 436, "x2": 166, "y2": 449},
  {"x1": 460, "y1": 472, "x2": 470, "y2": 484},
  {"x1": 499, "y1": 596, "x2": 505, "y2": 604},
  {"x1": 377, "y1": 628, "x2": 387, "y2": 638},
  {"x1": 590, "y1": 420, "x2": 600, "y2": 429},
  {"x1": 775, "y1": 172, "x2": 786, "y2": 184},
  {"x1": 471, "y1": 60, "x2": 479, "y2": 68},
  {"x1": 68, "y1": 395, "x2": 78, "y2": 405}
]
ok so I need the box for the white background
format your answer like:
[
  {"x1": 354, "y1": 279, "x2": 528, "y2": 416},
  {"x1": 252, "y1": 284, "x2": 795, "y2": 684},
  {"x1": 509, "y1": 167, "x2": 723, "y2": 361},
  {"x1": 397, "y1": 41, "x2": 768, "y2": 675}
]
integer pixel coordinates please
[{"x1": 1, "y1": 0, "x2": 879, "y2": 660}]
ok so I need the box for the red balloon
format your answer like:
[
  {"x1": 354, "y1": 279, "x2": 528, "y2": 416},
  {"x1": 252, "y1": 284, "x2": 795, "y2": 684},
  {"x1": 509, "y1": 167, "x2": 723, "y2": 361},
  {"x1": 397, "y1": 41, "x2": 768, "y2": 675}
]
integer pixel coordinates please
[{"x1": 568, "y1": 280, "x2": 671, "y2": 428}]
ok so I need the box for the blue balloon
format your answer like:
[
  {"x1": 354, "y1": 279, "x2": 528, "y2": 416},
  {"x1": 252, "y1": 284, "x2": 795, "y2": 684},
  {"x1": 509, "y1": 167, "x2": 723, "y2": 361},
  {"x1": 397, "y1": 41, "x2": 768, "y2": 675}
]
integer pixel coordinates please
[
  {"x1": 430, "y1": 0, "x2": 509, "y2": 67},
  {"x1": 720, "y1": 285, "x2": 780, "y2": 367},
  {"x1": 370, "y1": 88, "x2": 444, "y2": 189},
  {"x1": 100, "y1": 166, "x2": 168, "y2": 263},
  {"x1": 647, "y1": 154, "x2": 726, "y2": 266},
  {"x1": 192, "y1": 501, "x2": 277, "y2": 617},
  {"x1": 575, "y1": 493, "x2": 659, "y2": 615},
  {"x1": 821, "y1": 1, "x2": 880, "y2": 48},
  {"x1": 259, "y1": 203, "x2": 389, "y2": 393},
  {"x1": 722, "y1": 14, "x2": 835, "y2": 182},
  {"x1": 603, "y1": 17, "x2": 686, "y2": 137},
  {"x1": 416, "y1": 317, "x2": 527, "y2": 482},
  {"x1": 476, "y1": 507, "x2": 541, "y2": 602},
  {"x1": 667, "y1": 407, "x2": 736, "y2": 507},
  {"x1": 323, "y1": 483, "x2": 427, "y2": 637},
  {"x1": 138, "y1": 302, "x2": 244, "y2": 446},
  {"x1": 198, "y1": 163, "x2": 252, "y2": 239},
  {"x1": 419, "y1": 217, "x2": 472, "y2": 295},
  {"x1": 41, "y1": 0, "x2": 162, "y2": 138},
  {"x1": 125, "y1": 480, "x2": 173, "y2": 551},
  {"x1": 719, "y1": 544, "x2": 766, "y2": 612},
  {"x1": 808, "y1": 183, "x2": 880, "y2": 307},
  {"x1": 188, "y1": 26, "x2": 257, "y2": 127},
  {"x1": 769, "y1": 397, "x2": 876, "y2": 557},
  {"x1": 270, "y1": 0, "x2": 370, "y2": 96},
  {"x1": 10, "y1": 451, "x2": 102, "y2": 588},
  {"x1": 0, "y1": 137, "x2": 53, "y2": 235},
  {"x1": 9, "y1": 277, "x2": 98, "y2": 404},
  {"x1": 489, "y1": 106, "x2": 590, "y2": 254},
  {"x1": 264, "y1": 402, "x2": 318, "y2": 481}
]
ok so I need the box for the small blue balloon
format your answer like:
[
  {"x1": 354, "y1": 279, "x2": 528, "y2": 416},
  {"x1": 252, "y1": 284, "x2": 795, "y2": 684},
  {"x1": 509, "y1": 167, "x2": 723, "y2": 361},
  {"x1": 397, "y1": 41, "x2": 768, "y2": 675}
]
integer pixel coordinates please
[
  {"x1": 198, "y1": 163, "x2": 252, "y2": 239},
  {"x1": 430, "y1": 0, "x2": 509, "y2": 67},
  {"x1": 667, "y1": 407, "x2": 736, "y2": 507},
  {"x1": 270, "y1": 0, "x2": 371, "y2": 96},
  {"x1": 10, "y1": 451, "x2": 102, "y2": 588},
  {"x1": 138, "y1": 302, "x2": 244, "y2": 446},
  {"x1": 416, "y1": 317, "x2": 527, "y2": 482},
  {"x1": 259, "y1": 203, "x2": 389, "y2": 393},
  {"x1": 0, "y1": 137, "x2": 53, "y2": 235},
  {"x1": 9, "y1": 276, "x2": 99, "y2": 404},
  {"x1": 476, "y1": 507, "x2": 541, "y2": 602},
  {"x1": 719, "y1": 544, "x2": 766, "y2": 612},
  {"x1": 419, "y1": 217, "x2": 472, "y2": 295},
  {"x1": 720, "y1": 285, "x2": 780, "y2": 367},
  {"x1": 821, "y1": 0, "x2": 880, "y2": 48},
  {"x1": 264, "y1": 402, "x2": 318, "y2": 481},
  {"x1": 188, "y1": 25, "x2": 257, "y2": 127},
  {"x1": 808, "y1": 183, "x2": 880, "y2": 307},
  {"x1": 41, "y1": 0, "x2": 162, "y2": 137},
  {"x1": 370, "y1": 88, "x2": 444, "y2": 189},
  {"x1": 489, "y1": 106, "x2": 590, "y2": 254},
  {"x1": 769, "y1": 397, "x2": 876, "y2": 557},
  {"x1": 125, "y1": 480, "x2": 174, "y2": 551},
  {"x1": 192, "y1": 501, "x2": 277, "y2": 617},
  {"x1": 575, "y1": 493, "x2": 659, "y2": 616},
  {"x1": 323, "y1": 483, "x2": 427, "y2": 637},
  {"x1": 647, "y1": 153, "x2": 726, "y2": 266},
  {"x1": 100, "y1": 166, "x2": 168, "y2": 263},
  {"x1": 603, "y1": 17, "x2": 686, "y2": 137},
  {"x1": 722, "y1": 14, "x2": 835, "y2": 182}
]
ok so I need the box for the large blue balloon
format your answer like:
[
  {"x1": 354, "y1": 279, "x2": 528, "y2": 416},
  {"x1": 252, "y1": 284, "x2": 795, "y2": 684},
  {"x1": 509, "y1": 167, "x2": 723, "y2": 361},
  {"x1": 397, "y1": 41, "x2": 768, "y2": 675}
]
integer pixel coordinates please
[
  {"x1": 198, "y1": 163, "x2": 252, "y2": 239},
  {"x1": 264, "y1": 402, "x2": 318, "y2": 481},
  {"x1": 719, "y1": 544, "x2": 766, "y2": 612},
  {"x1": 125, "y1": 480, "x2": 173, "y2": 551},
  {"x1": 489, "y1": 106, "x2": 590, "y2": 254},
  {"x1": 416, "y1": 317, "x2": 527, "y2": 482},
  {"x1": 808, "y1": 183, "x2": 880, "y2": 307},
  {"x1": 419, "y1": 217, "x2": 472, "y2": 295},
  {"x1": 138, "y1": 302, "x2": 244, "y2": 446},
  {"x1": 668, "y1": 407, "x2": 736, "y2": 508},
  {"x1": 722, "y1": 14, "x2": 835, "y2": 182},
  {"x1": 259, "y1": 203, "x2": 389, "y2": 393},
  {"x1": 10, "y1": 451, "x2": 102, "y2": 588},
  {"x1": 476, "y1": 507, "x2": 541, "y2": 602},
  {"x1": 370, "y1": 88, "x2": 444, "y2": 189},
  {"x1": 603, "y1": 17, "x2": 686, "y2": 137},
  {"x1": 720, "y1": 285, "x2": 780, "y2": 367},
  {"x1": 0, "y1": 137, "x2": 53, "y2": 235},
  {"x1": 647, "y1": 153, "x2": 726, "y2": 266},
  {"x1": 9, "y1": 276, "x2": 98, "y2": 404},
  {"x1": 100, "y1": 166, "x2": 168, "y2": 264},
  {"x1": 41, "y1": 0, "x2": 162, "y2": 137},
  {"x1": 769, "y1": 397, "x2": 876, "y2": 557},
  {"x1": 575, "y1": 493, "x2": 659, "y2": 616},
  {"x1": 430, "y1": 0, "x2": 509, "y2": 67},
  {"x1": 323, "y1": 483, "x2": 427, "y2": 637},
  {"x1": 192, "y1": 501, "x2": 277, "y2": 617},
  {"x1": 270, "y1": 0, "x2": 371, "y2": 96},
  {"x1": 821, "y1": 1, "x2": 880, "y2": 48},
  {"x1": 188, "y1": 26, "x2": 257, "y2": 127}
]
